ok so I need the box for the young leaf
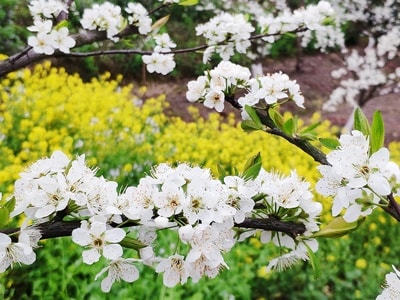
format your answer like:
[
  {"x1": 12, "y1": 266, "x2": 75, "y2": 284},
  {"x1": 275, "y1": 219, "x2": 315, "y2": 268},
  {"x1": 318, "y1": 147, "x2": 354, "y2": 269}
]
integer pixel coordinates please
[
  {"x1": 0, "y1": 207, "x2": 10, "y2": 228},
  {"x1": 241, "y1": 120, "x2": 263, "y2": 132},
  {"x1": 151, "y1": 15, "x2": 170, "y2": 31},
  {"x1": 300, "y1": 121, "x2": 321, "y2": 135},
  {"x1": 304, "y1": 242, "x2": 320, "y2": 279},
  {"x1": 4, "y1": 197, "x2": 15, "y2": 214},
  {"x1": 311, "y1": 216, "x2": 364, "y2": 238},
  {"x1": 120, "y1": 236, "x2": 147, "y2": 250},
  {"x1": 268, "y1": 108, "x2": 284, "y2": 130},
  {"x1": 244, "y1": 105, "x2": 262, "y2": 128},
  {"x1": 283, "y1": 118, "x2": 296, "y2": 136},
  {"x1": 319, "y1": 138, "x2": 340, "y2": 150},
  {"x1": 242, "y1": 153, "x2": 262, "y2": 180},
  {"x1": 179, "y1": 0, "x2": 199, "y2": 6},
  {"x1": 298, "y1": 121, "x2": 321, "y2": 140},
  {"x1": 217, "y1": 163, "x2": 227, "y2": 181},
  {"x1": 353, "y1": 108, "x2": 371, "y2": 136},
  {"x1": 370, "y1": 110, "x2": 385, "y2": 154}
]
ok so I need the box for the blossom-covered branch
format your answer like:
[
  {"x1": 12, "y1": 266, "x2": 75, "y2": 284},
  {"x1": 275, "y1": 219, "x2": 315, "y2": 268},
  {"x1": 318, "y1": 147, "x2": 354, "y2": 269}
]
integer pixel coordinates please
[
  {"x1": 1, "y1": 215, "x2": 306, "y2": 242},
  {"x1": 0, "y1": 150, "x2": 320, "y2": 291},
  {"x1": 0, "y1": 0, "x2": 343, "y2": 77}
]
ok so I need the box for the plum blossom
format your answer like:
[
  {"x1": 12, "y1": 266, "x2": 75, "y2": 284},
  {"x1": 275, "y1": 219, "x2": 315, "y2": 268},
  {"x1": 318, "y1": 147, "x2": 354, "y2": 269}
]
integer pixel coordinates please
[
  {"x1": 155, "y1": 254, "x2": 190, "y2": 287},
  {"x1": 195, "y1": 12, "x2": 254, "y2": 61},
  {"x1": 316, "y1": 130, "x2": 394, "y2": 222},
  {"x1": 50, "y1": 27, "x2": 76, "y2": 53},
  {"x1": 238, "y1": 72, "x2": 305, "y2": 111},
  {"x1": 95, "y1": 258, "x2": 140, "y2": 292},
  {"x1": 28, "y1": 0, "x2": 68, "y2": 20},
  {"x1": 80, "y1": 2, "x2": 124, "y2": 41},
  {"x1": 186, "y1": 61, "x2": 251, "y2": 112},
  {"x1": 0, "y1": 233, "x2": 36, "y2": 272},
  {"x1": 72, "y1": 220, "x2": 126, "y2": 265},
  {"x1": 125, "y1": 3, "x2": 152, "y2": 35},
  {"x1": 28, "y1": 33, "x2": 56, "y2": 55},
  {"x1": 377, "y1": 265, "x2": 400, "y2": 300},
  {"x1": 142, "y1": 53, "x2": 176, "y2": 75},
  {"x1": 204, "y1": 89, "x2": 225, "y2": 112}
]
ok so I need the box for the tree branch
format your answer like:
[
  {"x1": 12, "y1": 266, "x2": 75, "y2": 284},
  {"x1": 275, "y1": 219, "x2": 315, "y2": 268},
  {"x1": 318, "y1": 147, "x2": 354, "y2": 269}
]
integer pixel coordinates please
[
  {"x1": 0, "y1": 25, "x2": 308, "y2": 78},
  {"x1": 1, "y1": 216, "x2": 305, "y2": 242},
  {"x1": 384, "y1": 193, "x2": 400, "y2": 222}
]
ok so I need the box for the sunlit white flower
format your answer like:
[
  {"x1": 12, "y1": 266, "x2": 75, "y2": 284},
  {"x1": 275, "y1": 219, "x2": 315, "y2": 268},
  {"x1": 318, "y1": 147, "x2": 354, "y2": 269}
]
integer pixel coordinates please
[
  {"x1": 377, "y1": 265, "x2": 400, "y2": 300},
  {"x1": 72, "y1": 220, "x2": 126, "y2": 265},
  {"x1": 28, "y1": 33, "x2": 55, "y2": 55},
  {"x1": 0, "y1": 233, "x2": 36, "y2": 272},
  {"x1": 125, "y1": 3, "x2": 152, "y2": 35},
  {"x1": 186, "y1": 76, "x2": 207, "y2": 102},
  {"x1": 204, "y1": 89, "x2": 225, "y2": 112},
  {"x1": 154, "y1": 33, "x2": 176, "y2": 52},
  {"x1": 28, "y1": 0, "x2": 67, "y2": 20},
  {"x1": 95, "y1": 258, "x2": 140, "y2": 292},
  {"x1": 142, "y1": 53, "x2": 176, "y2": 75},
  {"x1": 27, "y1": 19, "x2": 53, "y2": 34},
  {"x1": 327, "y1": 132, "x2": 391, "y2": 195},
  {"x1": 196, "y1": 12, "x2": 254, "y2": 61},
  {"x1": 50, "y1": 27, "x2": 76, "y2": 53},
  {"x1": 80, "y1": 2, "x2": 124, "y2": 42},
  {"x1": 155, "y1": 254, "x2": 190, "y2": 287}
]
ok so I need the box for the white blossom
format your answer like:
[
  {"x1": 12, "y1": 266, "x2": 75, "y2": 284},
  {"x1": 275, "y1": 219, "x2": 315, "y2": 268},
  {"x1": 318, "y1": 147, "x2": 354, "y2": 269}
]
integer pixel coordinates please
[
  {"x1": 377, "y1": 265, "x2": 400, "y2": 300},
  {"x1": 95, "y1": 258, "x2": 140, "y2": 292},
  {"x1": 0, "y1": 233, "x2": 36, "y2": 272},
  {"x1": 155, "y1": 254, "x2": 190, "y2": 287},
  {"x1": 72, "y1": 220, "x2": 126, "y2": 265},
  {"x1": 142, "y1": 53, "x2": 176, "y2": 75}
]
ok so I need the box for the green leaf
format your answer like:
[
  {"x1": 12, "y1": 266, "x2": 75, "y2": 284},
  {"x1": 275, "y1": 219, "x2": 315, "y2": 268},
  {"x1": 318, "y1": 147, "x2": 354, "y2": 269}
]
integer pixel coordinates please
[
  {"x1": 268, "y1": 107, "x2": 284, "y2": 130},
  {"x1": 242, "y1": 153, "x2": 262, "y2": 180},
  {"x1": 311, "y1": 216, "x2": 364, "y2": 238},
  {"x1": 0, "y1": 207, "x2": 10, "y2": 228},
  {"x1": 300, "y1": 121, "x2": 321, "y2": 135},
  {"x1": 217, "y1": 163, "x2": 226, "y2": 180},
  {"x1": 179, "y1": 0, "x2": 199, "y2": 6},
  {"x1": 54, "y1": 20, "x2": 68, "y2": 30},
  {"x1": 353, "y1": 108, "x2": 371, "y2": 136},
  {"x1": 283, "y1": 117, "x2": 296, "y2": 136},
  {"x1": 298, "y1": 122, "x2": 321, "y2": 140},
  {"x1": 370, "y1": 110, "x2": 385, "y2": 154},
  {"x1": 244, "y1": 105, "x2": 262, "y2": 127},
  {"x1": 120, "y1": 235, "x2": 146, "y2": 250},
  {"x1": 4, "y1": 197, "x2": 15, "y2": 214},
  {"x1": 319, "y1": 137, "x2": 340, "y2": 150},
  {"x1": 304, "y1": 242, "x2": 320, "y2": 279},
  {"x1": 241, "y1": 120, "x2": 263, "y2": 132}
]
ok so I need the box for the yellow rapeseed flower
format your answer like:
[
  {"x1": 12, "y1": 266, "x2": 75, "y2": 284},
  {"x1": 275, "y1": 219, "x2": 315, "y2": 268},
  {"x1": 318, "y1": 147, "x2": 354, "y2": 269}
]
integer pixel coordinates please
[{"x1": 355, "y1": 258, "x2": 367, "y2": 269}]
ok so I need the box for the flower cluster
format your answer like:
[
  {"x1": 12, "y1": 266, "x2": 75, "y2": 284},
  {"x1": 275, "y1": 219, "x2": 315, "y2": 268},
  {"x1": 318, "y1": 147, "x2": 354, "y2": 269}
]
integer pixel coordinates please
[
  {"x1": 80, "y1": 2, "x2": 124, "y2": 42},
  {"x1": 324, "y1": 48, "x2": 388, "y2": 112},
  {"x1": 325, "y1": 0, "x2": 400, "y2": 113},
  {"x1": 238, "y1": 71, "x2": 305, "y2": 114},
  {"x1": 142, "y1": 33, "x2": 176, "y2": 75},
  {"x1": 12, "y1": 151, "x2": 117, "y2": 219},
  {"x1": 238, "y1": 169, "x2": 322, "y2": 271},
  {"x1": 195, "y1": 12, "x2": 255, "y2": 62},
  {"x1": 27, "y1": 0, "x2": 75, "y2": 54},
  {"x1": 377, "y1": 265, "x2": 400, "y2": 300},
  {"x1": 316, "y1": 130, "x2": 400, "y2": 222},
  {"x1": 3, "y1": 149, "x2": 323, "y2": 291},
  {"x1": 186, "y1": 61, "x2": 251, "y2": 112},
  {"x1": 186, "y1": 61, "x2": 304, "y2": 117},
  {"x1": 125, "y1": 3, "x2": 152, "y2": 35},
  {"x1": 258, "y1": 1, "x2": 343, "y2": 51}
]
